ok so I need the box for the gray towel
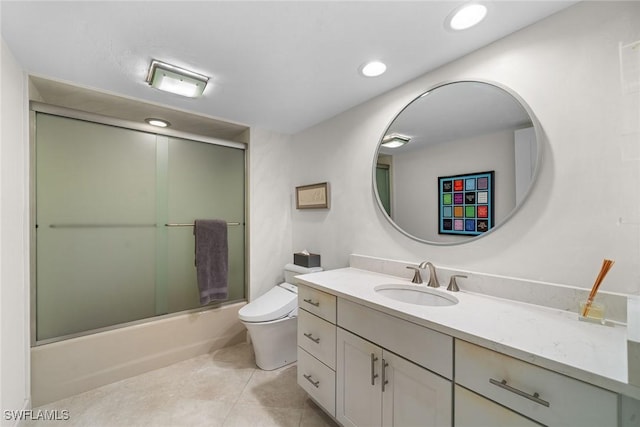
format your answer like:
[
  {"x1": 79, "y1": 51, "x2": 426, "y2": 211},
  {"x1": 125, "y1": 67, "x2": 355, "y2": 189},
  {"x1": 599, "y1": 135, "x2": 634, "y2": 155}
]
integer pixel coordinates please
[{"x1": 194, "y1": 219, "x2": 228, "y2": 305}]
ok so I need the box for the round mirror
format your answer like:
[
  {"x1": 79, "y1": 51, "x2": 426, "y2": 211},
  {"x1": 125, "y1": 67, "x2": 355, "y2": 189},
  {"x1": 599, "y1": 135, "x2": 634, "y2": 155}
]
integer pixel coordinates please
[{"x1": 374, "y1": 81, "x2": 540, "y2": 245}]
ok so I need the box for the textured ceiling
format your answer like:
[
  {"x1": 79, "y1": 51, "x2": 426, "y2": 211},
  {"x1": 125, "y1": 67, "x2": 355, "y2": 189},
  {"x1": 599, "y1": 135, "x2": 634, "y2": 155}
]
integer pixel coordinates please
[{"x1": 1, "y1": 1, "x2": 577, "y2": 134}]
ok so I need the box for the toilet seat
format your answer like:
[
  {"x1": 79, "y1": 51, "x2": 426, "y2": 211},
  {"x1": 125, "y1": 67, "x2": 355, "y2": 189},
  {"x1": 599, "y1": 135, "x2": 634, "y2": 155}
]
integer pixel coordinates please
[{"x1": 238, "y1": 283, "x2": 298, "y2": 323}]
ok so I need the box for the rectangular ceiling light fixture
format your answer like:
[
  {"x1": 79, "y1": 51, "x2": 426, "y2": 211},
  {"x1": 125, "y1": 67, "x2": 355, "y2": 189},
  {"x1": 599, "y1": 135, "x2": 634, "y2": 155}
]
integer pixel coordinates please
[
  {"x1": 146, "y1": 60, "x2": 209, "y2": 98},
  {"x1": 381, "y1": 133, "x2": 411, "y2": 148}
]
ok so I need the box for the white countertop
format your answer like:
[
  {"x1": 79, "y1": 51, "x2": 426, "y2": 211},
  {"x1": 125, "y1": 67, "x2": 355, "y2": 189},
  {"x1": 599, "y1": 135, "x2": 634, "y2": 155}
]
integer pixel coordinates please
[{"x1": 296, "y1": 267, "x2": 640, "y2": 400}]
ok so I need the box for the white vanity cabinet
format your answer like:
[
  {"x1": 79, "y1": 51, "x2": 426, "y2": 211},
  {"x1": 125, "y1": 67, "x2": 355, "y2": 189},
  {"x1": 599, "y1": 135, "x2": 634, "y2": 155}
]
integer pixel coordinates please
[
  {"x1": 296, "y1": 285, "x2": 337, "y2": 416},
  {"x1": 336, "y1": 298, "x2": 453, "y2": 427},
  {"x1": 337, "y1": 328, "x2": 452, "y2": 427},
  {"x1": 296, "y1": 275, "x2": 629, "y2": 427},
  {"x1": 455, "y1": 339, "x2": 618, "y2": 427}
]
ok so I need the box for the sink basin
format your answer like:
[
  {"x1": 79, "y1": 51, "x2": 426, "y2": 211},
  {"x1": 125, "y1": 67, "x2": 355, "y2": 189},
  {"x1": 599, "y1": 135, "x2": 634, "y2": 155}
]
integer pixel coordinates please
[{"x1": 374, "y1": 284, "x2": 458, "y2": 307}]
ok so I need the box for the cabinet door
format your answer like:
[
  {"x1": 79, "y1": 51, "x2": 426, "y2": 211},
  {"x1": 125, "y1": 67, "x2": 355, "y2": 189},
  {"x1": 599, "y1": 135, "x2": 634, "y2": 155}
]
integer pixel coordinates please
[
  {"x1": 382, "y1": 350, "x2": 452, "y2": 427},
  {"x1": 337, "y1": 328, "x2": 383, "y2": 427},
  {"x1": 455, "y1": 385, "x2": 542, "y2": 427}
]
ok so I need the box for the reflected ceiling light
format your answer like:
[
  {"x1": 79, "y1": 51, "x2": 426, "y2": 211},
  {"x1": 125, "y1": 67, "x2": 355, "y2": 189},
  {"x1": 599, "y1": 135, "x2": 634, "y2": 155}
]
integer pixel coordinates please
[
  {"x1": 447, "y1": 3, "x2": 487, "y2": 30},
  {"x1": 361, "y1": 61, "x2": 387, "y2": 77},
  {"x1": 381, "y1": 133, "x2": 411, "y2": 148},
  {"x1": 145, "y1": 118, "x2": 170, "y2": 128},
  {"x1": 146, "y1": 60, "x2": 209, "y2": 98}
]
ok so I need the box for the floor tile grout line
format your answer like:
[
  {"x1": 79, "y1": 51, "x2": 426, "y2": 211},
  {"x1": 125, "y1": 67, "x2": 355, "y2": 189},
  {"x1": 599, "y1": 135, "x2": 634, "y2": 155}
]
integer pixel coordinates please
[{"x1": 220, "y1": 365, "x2": 257, "y2": 426}]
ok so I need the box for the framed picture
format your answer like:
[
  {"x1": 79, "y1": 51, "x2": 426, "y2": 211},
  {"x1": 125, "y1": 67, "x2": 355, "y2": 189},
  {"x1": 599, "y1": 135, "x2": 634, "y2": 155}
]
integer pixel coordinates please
[
  {"x1": 296, "y1": 182, "x2": 329, "y2": 209},
  {"x1": 438, "y1": 171, "x2": 494, "y2": 236}
]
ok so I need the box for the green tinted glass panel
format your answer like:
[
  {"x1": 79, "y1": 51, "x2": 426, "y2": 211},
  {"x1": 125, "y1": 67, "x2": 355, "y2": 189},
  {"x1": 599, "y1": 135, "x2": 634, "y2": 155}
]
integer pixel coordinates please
[
  {"x1": 35, "y1": 114, "x2": 246, "y2": 341},
  {"x1": 375, "y1": 166, "x2": 391, "y2": 216},
  {"x1": 36, "y1": 114, "x2": 157, "y2": 340},
  {"x1": 36, "y1": 228, "x2": 157, "y2": 340},
  {"x1": 166, "y1": 138, "x2": 246, "y2": 312}
]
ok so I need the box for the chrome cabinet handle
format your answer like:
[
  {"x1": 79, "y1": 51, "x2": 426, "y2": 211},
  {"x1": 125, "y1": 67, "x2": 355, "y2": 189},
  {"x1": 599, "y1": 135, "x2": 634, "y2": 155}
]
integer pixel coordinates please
[
  {"x1": 303, "y1": 332, "x2": 320, "y2": 343},
  {"x1": 303, "y1": 298, "x2": 320, "y2": 307},
  {"x1": 371, "y1": 353, "x2": 379, "y2": 385},
  {"x1": 381, "y1": 359, "x2": 389, "y2": 392},
  {"x1": 303, "y1": 374, "x2": 320, "y2": 388},
  {"x1": 489, "y1": 378, "x2": 550, "y2": 408}
]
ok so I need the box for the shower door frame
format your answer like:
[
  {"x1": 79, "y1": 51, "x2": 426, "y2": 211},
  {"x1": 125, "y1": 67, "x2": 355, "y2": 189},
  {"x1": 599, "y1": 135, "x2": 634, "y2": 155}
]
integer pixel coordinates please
[{"x1": 29, "y1": 102, "x2": 249, "y2": 346}]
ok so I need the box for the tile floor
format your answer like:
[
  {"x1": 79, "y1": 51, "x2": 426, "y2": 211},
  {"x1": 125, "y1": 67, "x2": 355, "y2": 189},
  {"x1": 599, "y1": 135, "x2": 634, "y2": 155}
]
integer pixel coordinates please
[{"x1": 26, "y1": 343, "x2": 338, "y2": 427}]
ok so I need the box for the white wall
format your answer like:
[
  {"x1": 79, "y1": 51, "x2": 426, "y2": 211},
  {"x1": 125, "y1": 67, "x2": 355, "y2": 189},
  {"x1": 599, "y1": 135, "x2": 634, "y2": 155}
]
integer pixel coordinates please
[
  {"x1": 248, "y1": 128, "x2": 294, "y2": 299},
  {"x1": 0, "y1": 38, "x2": 30, "y2": 422},
  {"x1": 292, "y1": 1, "x2": 640, "y2": 294}
]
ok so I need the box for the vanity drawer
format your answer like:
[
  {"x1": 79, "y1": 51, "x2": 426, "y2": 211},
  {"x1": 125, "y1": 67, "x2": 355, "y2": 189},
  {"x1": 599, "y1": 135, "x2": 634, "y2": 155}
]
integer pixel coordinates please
[
  {"x1": 298, "y1": 347, "x2": 336, "y2": 417},
  {"x1": 455, "y1": 340, "x2": 617, "y2": 427},
  {"x1": 455, "y1": 385, "x2": 542, "y2": 427},
  {"x1": 298, "y1": 285, "x2": 336, "y2": 323},
  {"x1": 298, "y1": 309, "x2": 336, "y2": 369},
  {"x1": 338, "y1": 298, "x2": 452, "y2": 379}
]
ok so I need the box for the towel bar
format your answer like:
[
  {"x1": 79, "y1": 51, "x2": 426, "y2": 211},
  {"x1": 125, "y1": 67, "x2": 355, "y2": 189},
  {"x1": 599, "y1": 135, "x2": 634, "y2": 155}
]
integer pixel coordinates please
[
  {"x1": 165, "y1": 222, "x2": 242, "y2": 227},
  {"x1": 44, "y1": 223, "x2": 242, "y2": 228},
  {"x1": 47, "y1": 224, "x2": 156, "y2": 228}
]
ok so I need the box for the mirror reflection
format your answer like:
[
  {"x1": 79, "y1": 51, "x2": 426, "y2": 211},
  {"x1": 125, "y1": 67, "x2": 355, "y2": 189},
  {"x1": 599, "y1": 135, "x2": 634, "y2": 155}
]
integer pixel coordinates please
[{"x1": 374, "y1": 81, "x2": 539, "y2": 244}]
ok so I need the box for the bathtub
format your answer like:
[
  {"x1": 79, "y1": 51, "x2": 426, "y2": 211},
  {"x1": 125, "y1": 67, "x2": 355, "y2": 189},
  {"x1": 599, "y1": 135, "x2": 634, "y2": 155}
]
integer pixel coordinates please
[{"x1": 31, "y1": 302, "x2": 246, "y2": 406}]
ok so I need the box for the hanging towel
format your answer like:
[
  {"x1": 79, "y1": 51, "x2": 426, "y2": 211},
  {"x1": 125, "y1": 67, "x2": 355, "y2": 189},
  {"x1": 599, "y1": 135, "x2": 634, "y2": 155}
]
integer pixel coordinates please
[{"x1": 194, "y1": 219, "x2": 228, "y2": 305}]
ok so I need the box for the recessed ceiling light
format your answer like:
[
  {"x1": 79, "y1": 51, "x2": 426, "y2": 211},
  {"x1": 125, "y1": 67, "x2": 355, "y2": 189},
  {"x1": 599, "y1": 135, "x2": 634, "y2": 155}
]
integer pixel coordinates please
[
  {"x1": 381, "y1": 133, "x2": 411, "y2": 148},
  {"x1": 361, "y1": 61, "x2": 387, "y2": 77},
  {"x1": 145, "y1": 118, "x2": 171, "y2": 128},
  {"x1": 447, "y1": 3, "x2": 487, "y2": 31},
  {"x1": 146, "y1": 60, "x2": 209, "y2": 98}
]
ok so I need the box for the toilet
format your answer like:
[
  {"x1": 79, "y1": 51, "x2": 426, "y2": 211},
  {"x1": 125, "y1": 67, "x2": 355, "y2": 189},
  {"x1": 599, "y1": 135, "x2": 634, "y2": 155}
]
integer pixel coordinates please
[{"x1": 239, "y1": 263, "x2": 322, "y2": 370}]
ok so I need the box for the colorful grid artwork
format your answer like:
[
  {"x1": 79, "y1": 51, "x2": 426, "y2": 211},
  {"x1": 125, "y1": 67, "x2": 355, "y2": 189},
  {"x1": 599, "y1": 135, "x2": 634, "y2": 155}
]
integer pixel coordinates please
[{"x1": 438, "y1": 171, "x2": 494, "y2": 236}]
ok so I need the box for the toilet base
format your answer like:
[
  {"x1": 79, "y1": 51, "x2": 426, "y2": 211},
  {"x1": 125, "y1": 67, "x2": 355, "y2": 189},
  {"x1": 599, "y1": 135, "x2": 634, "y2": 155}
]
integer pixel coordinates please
[{"x1": 243, "y1": 316, "x2": 297, "y2": 370}]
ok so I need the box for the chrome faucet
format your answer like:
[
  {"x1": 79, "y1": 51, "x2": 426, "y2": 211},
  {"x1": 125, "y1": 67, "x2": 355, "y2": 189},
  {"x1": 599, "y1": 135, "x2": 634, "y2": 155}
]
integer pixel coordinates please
[{"x1": 418, "y1": 261, "x2": 440, "y2": 288}]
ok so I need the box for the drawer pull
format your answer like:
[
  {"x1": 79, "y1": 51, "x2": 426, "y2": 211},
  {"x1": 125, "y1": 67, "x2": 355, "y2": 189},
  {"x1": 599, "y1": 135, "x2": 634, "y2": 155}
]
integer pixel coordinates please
[
  {"x1": 381, "y1": 359, "x2": 389, "y2": 392},
  {"x1": 303, "y1": 332, "x2": 320, "y2": 343},
  {"x1": 489, "y1": 378, "x2": 550, "y2": 408},
  {"x1": 371, "y1": 353, "x2": 379, "y2": 385},
  {"x1": 303, "y1": 298, "x2": 320, "y2": 307},
  {"x1": 303, "y1": 374, "x2": 320, "y2": 388}
]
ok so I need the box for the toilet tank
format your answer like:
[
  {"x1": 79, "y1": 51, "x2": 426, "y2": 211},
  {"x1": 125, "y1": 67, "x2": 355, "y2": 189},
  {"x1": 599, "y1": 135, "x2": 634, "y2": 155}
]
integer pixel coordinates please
[{"x1": 284, "y1": 263, "x2": 323, "y2": 284}]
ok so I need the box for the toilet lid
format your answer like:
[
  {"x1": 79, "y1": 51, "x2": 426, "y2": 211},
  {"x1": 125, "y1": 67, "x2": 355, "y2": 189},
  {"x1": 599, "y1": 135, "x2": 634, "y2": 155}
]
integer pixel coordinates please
[{"x1": 238, "y1": 283, "x2": 298, "y2": 322}]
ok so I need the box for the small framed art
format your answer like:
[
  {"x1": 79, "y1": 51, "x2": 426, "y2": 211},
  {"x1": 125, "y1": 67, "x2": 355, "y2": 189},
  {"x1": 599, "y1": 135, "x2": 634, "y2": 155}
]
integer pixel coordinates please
[
  {"x1": 296, "y1": 182, "x2": 329, "y2": 209},
  {"x1": 438, "y1": 171, "x2": 494, "y2": 236}
]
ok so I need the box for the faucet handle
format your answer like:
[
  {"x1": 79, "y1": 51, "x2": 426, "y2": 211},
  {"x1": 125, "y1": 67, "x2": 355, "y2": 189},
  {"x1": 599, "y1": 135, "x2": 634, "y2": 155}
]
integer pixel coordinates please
[
  {"x1": 447, "y1": 275, "x2": 467, "y2": 292},
  {"x1": 406, "y1": 266, "x2": 423, "y2": 284}
]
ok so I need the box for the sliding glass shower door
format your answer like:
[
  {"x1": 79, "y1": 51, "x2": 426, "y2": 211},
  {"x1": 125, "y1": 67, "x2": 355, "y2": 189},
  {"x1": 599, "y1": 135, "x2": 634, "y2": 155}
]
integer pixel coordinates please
[
  {"x1": 35, "y1": 113, "x2": 246, "y2": 342},
  {"x1": 165, "y1": 136, "x2": 246, "y2": 313}
]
